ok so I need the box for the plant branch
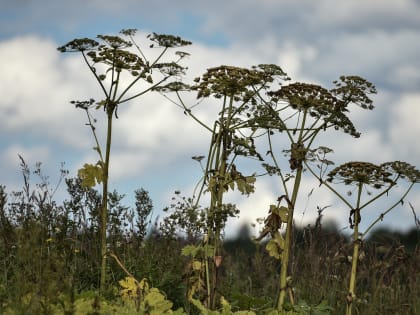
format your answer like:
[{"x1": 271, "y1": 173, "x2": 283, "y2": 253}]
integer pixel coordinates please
[
  {"x1": 118, "y1": 76, "x2": 169, "y2": 104},
  {"x1": 359, "y1": 179, "x2": 399, "y2": 211},
  {"x1": 362, "y1": 182, "x2": 415, "y2": 237},
  {"x1": 176, "y1": 91, "x2": 213, "y2": 132},
  {"x1": 304, "y1": 161, "x2": 353, "y2": 210},
  {"x1": 81, "y1": 51, "x2": 109, "y2": 98},
  {"x1": 267, "y1": 132, "x2": 289, "y2": 198},
  {"x1": 84, "y1": 109, "x2": 104, "y2": 163}
]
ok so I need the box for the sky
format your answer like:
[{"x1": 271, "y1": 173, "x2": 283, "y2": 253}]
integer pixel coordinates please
[{"x1": 1, "y1": 0, "x2": 420, "y2": 238}]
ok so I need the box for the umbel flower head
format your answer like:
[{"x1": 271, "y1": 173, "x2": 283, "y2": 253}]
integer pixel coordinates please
[
  {"x1": 57, "y1": 29, "x2": 191, "y2": 81},
  {"x1": 192, "y1": 65, "x2": 274, "y2": 100},
  {"x1": 269, "y1": 82, "x2": 360, "y2": 137},
  {"x1": 327, "y1": 161, "x2": 395, "y2": 189},
  {"x1": 331, "y1": 75, "x2": 377, "y2": 110},
  {"x1": 270, "y1": 83, "x2": 340, "y2": 113},
  {"x1": 267, "y1": 76, "x2": 377, "y2": 138},
  {"x1": 147, "y1": 32, "x2": 192, "y2": 48},
  {"x1": 57, "y1": 38, "x2": 99, "y2": 52},
  {"x1": 380, "y1": 161, "x2": 420, "y2": 183}
]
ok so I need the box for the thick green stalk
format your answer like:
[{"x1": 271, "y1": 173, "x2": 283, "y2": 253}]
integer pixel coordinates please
[
  {"x1": 211, "y1": 142, "x2": 227, "y2": 309},
  {"x1": 203, "y1": 124, "x2": 222, "y2": 309},
  {"x1": 277, "y1": 166, "x2": 303, "y2": 309},
  {"x1": 99, "y1": 106, "x2": 114, "y2": 294},
  {"x1": 203, "y1": 234, "x2": 211, "y2": 308},
  {"x1": 346, "y1": 182, "x2": 363, "y2": 315},
  {"x1": 206, "y1": 95, "x2": 233, "y2": 309},
  {"x1": 277, "y1": 111, "x2": 308, "y2": 310}
]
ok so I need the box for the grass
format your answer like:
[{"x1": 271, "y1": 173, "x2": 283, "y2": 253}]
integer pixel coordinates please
[{"x1": 0, "y1": 165, "x2": 419, "y2": 314}]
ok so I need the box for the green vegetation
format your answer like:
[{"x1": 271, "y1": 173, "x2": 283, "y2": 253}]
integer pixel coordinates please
[
  {"x1": 1, "y1": 29, "x2": 419, "y2": 314},
  {"x1": 0, "y1": 163, "x2": 419, "y2": 314}
]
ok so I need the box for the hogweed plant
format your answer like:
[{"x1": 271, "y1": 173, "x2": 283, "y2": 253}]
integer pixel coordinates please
[
  {"x1": 305, "y1": 160, "x2": 420, "y2": 315},
  {"x1": 58, "y1": 28, "x2": 191, "y2": 294},
  {"x1": 250, "y1": 76, "x2": 377, "y2": 310},
  {"x1": 160, "y1": 64, "x2": 290, "y2": 310},
  {"x1": 167, "y1": 70, "x2": 378, "y2": 311}
]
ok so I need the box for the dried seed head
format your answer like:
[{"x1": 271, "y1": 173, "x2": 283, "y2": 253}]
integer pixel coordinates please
[
  {"x1": 380, "y1": 161, "x2": 420, "y2": 183},
  {"x1": 147, "y1": 33, "x2": 192, "y2": 48},
  {"x1": 57, "y1": 38, "x2": 99, "y2": 52},
  {"x1": 97, "y1": 35, "x2": 132, "y2": 49},
  {"x1": 269, "y1": 83, "x2": 361, "y2": 137},
  {"x1": 120, "y1": 28, "x2": 137, "y2": 36},
  {"x1": 193, "y1": 66, "x2": 258, "y2": 98},
  {"x1": 331, "y1": 75, "x2": 377, "y2": 110},
  {"x1": 327, "y1": 161, "x2": 394, "y2": 188}
]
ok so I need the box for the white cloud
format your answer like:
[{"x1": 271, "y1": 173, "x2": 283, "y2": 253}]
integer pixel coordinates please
[
  {"x1": 2, "y1": 144, "x2": 51, "y2": 167},
  {"x1": 389, "y1": 93, "x2": 420, "y2": 163},
  {"x1": 309, "y1": 0, "x2": 420, "y2": 29},
  {"x1": 0, "y1": 35, "x2": 97, "y2": 148},
  {"x1": 302, "y1": 29, "x2": 420, "y2": 91},
  {"x1": 1, "y1": 7, "x2": 419, "y2": 235},
  {"x1": 318, "y1": 129, "x2": 393, "y2": 165}
]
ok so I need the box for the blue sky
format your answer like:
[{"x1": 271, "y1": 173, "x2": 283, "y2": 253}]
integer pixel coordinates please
[{"x1": 1, "y1": 0, "x2": 420, "y2": 237}]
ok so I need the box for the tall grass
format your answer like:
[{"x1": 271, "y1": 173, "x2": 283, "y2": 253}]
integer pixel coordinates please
[{"x1": 0, "y1": 161, "x2": 418, "y2": 314}]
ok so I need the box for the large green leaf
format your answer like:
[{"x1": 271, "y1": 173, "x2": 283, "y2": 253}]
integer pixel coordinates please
[
  {"x1": 77, "y1": 161, "x2": 104, "y2": 188},
  {"x1": 266, "y1": 232, "x2": 285, "y2": 260}
]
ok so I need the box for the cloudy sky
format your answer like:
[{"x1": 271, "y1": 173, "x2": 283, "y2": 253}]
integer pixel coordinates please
[{"x1": 1, "y1": 0, "x2": 420, "y2": 238}]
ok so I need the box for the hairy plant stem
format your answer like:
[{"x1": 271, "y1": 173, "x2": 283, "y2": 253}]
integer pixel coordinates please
[
  {"x1": 277, "y1": 110, "x2": 308, "y2": 310},
  {"x1": 99, "y1": 107, "x2": 114, "y2": 294},
  {"x1": 277, "y1": 166, "x2": 303, "y2": 310},
  {"x1": 347, "y1": 182, "x2": 363, "y2": 315},
  {"x1": 208, "y1": 96, "x2": 234, "y2": 309}
]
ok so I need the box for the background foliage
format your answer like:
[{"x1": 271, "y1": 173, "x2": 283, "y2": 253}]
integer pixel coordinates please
[{"x1": 0, "y1": 158, "x2": 418, "y2": 314}]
